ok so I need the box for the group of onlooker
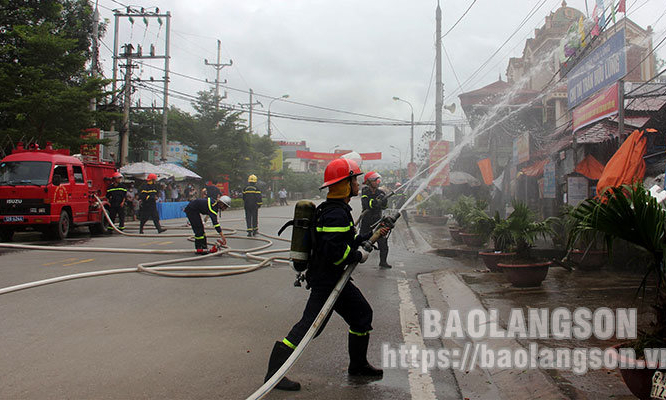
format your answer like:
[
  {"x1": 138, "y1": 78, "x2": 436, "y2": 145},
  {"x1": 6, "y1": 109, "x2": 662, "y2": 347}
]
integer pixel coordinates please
[{"x1": 122, "y1": 181, "x2": 206, "y2": 221}]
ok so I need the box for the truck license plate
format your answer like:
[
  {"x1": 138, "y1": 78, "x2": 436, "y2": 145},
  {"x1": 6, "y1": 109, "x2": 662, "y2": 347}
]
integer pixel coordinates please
[
  {"x1": 3, "y1": 216, "x2": 24, "y2": 222},
  {"x1": 653, "y1": 371, "x2": 666, "y2": 400}
]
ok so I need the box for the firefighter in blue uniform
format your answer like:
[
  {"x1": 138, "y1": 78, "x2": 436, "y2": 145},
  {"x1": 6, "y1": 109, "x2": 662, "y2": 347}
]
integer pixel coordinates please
[
  {"x1": 184, "y1": 195, "x2": 231, "y2": 253},
  {"x1": 243, "y1": 174, "x2": 262, "y2": 236},
  {"x1": 106, "y1": 172, "x2": 127, "y2": 232},
  {"x1": 263, "y1": 158, "x2": 389, "y2": 391},
  {"x1": 361, "y1": 171, "x2": 391, "y2": 268},
  {"x1": 139, "y1": 173, "x2": 167, "y2": 234}
]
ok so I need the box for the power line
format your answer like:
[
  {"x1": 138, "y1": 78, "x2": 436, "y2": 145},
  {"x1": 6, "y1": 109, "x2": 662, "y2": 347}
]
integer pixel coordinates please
[
  {"x1": 441, "y1": 0, "x2": 555, "y2": 104},
  {"x1": 441, "y1": 0, "x2": 478, "y2": 38},
  {"x1": 135, "y1": 80, "x2": 465, "y2": 128},
  {"x1": 132, "y1": 60, "x2": 407, "y2": 123}
]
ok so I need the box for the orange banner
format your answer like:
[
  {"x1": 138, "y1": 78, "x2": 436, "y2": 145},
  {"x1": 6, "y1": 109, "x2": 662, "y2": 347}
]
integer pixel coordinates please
[{"x1": 477, "y1": 158, "x2": 494, "y2": 185}]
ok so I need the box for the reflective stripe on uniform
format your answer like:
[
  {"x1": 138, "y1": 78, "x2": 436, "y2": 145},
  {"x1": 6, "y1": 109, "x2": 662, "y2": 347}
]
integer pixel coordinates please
[
  {"x1": 333, "y1": 245, "x2": 351, "y2": 265},
  {"x1": 349, "y1": 329, "x2": 370, "y2": 336},
  {"x1": 107, "y1": 187, "x2": 127, "y2": 192},
  {"x1": 369, "y1": 199, "x2": 374, "y2": 208},
  {"x1": 214, "y1": 224, "x2": 220, "y2": 228},
  {"x1": 282, "y1": 338, "x2": 296, "y2": 349},
  {"x1": 194, "y1": 235, "x2": 205, "y2": 240},
  {"x1": 207, "y1": 198, "x2": 218, "y2": 216},
  {"x1": 316, "y1": 222, "x2": 353, "y2": 233}
]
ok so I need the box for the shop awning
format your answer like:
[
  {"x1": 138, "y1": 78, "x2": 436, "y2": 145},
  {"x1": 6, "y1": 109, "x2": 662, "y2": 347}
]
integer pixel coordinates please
[
  {"x1": 575, "y1": 154, "x2": 605, "y2": 180},
  {"x1": 157, "y1": 163, "x2": 202, "y2": 181},
  {"x1": 119, "y1": 162, "x2": 172, "y2": 180},
  {"x1": 521, "y1": 159, "x2": 549, "y2": 177}
]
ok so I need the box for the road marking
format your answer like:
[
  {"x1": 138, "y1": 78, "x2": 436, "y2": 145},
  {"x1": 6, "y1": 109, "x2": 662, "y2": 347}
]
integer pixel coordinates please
[
  {"x1": 42, "y1": 258, "x2": 78, "y2": 266},
  {"x1": 62, "y1": 258, "x2": 95, "y2": 266},
  {"x1": 397, "y1": 278, "x2": 437, "y2": 400},
  {"x1": 156, "y1": 241, "x2": 174, "y2": 246},
  {"x1": 138, "y1": 241, "x2": 158, "y2": 246}
]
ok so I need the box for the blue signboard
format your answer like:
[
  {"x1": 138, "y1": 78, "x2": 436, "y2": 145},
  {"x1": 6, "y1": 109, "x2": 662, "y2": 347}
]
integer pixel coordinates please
[
  {"x1": 543, "y1": 161, "x2": 556, "y2": 199},
  {"x1": 567, "y1": 28, "x2": 626, "y2": 110}
]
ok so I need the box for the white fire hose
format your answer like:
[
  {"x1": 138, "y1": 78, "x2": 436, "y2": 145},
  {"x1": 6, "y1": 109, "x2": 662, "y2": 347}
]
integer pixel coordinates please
[{"x1": 0, "y1": 196, "x2": 290, "y2": 294}]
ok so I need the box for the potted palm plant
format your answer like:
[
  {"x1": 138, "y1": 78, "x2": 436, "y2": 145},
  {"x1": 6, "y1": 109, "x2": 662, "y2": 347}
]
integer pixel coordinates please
[
  {"x1": 496, "y1": 201, "x2": 558, "y2": 287},
  {"x1": 473, "y1": 211, "x2": 517, "y2": 272},
  {"x1": 451, "y1": 196, "x2": 488, "y2": 246},
  {"x1": 567, "y1": 183, "x2": 666, "y2": 398},
  {"x1": 561, "y1": 205, "x2": 608, "y2": 269}
]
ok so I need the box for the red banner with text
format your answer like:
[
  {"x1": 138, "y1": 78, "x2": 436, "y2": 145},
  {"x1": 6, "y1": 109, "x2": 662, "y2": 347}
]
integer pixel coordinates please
[{"x1": 428, "y1": 140, "x2": 451, "y2": 187}]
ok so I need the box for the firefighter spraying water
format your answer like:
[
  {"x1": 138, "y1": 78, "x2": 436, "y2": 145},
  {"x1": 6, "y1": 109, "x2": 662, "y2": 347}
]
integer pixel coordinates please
[{"x1": 263, "y1": 157, "x2": 393, "y2": 392}]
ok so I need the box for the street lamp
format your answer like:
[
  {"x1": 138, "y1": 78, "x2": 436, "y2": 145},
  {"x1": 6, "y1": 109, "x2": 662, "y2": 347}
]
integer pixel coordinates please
[
  {"x1": 392, "y1": 96, "x2": 414, "y2": 164},
  {"x1": 267, "y1": 94, "x2": 289, "y2": 137}
]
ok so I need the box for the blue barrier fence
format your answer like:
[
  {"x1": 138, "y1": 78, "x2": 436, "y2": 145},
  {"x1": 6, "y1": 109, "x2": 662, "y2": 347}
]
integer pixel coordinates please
[{"x1": 157, "y1": 201, "x2": 188, "y2": 220}]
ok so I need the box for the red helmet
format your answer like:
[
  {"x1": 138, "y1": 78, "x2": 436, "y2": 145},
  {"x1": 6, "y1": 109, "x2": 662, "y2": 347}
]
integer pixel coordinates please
[
  {"x1": 364, "y1": 171, "x2": 381, "y2": 184},
  {"x1": 320, "y1": 158, "x2": 362, "y2": 189},
  {"x1": 112, "y1": 172, "x2": 123, "y2": 179},
  {"x1": 147, "y1": 173, "x2": 158, "y2": 181}
]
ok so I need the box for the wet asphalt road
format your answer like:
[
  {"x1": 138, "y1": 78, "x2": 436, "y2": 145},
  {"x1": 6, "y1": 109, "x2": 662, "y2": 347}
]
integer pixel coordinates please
[{"x1": 0, "y1": 199, "x2": 461, "y2": 399}]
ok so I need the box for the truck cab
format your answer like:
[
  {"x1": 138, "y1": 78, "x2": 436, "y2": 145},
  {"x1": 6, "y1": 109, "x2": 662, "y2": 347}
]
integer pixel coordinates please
[{"x1": 0, "y1": 142, "x2": 116, "y2": 241}]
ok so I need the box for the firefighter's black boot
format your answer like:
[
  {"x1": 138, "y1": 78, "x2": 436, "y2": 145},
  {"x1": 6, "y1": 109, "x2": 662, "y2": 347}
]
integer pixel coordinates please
[
  {"x1": 348, "y1": 333, "x2": 383, "y2": 377},
  {"x1": 194, "y1": 238, "x2": 207, "y2": 254},
  {"x1": 379, "y1": 257, "x2": 392, "y2": 269},
  {"x1": 264, "y1": 341, "x2": 301, "y2": 391},
  {"x1": 139, "y1": 221, "x2": 145, "y2": 234}
]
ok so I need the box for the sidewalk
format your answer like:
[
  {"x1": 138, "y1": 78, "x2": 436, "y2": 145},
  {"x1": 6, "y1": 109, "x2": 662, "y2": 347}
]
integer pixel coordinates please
[{"x1": 404, "y1": 217, "x2": 655, "y2": 399}]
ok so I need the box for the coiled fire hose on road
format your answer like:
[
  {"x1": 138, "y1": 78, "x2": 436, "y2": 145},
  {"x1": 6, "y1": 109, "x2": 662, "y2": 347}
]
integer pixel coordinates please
[{"x1": 0, "y1": 196, "x2": 290, "y2": 294}]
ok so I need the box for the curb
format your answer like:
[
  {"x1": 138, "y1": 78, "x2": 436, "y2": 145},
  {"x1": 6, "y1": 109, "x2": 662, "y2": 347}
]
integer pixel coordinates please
[{"x1": 418, "y1": 270, "x2": 565, "y2": 399}]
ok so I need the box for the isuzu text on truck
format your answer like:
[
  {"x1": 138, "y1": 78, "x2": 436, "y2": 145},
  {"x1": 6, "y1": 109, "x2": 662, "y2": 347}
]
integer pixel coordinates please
[{"x1": 0, "y1": 142, "x2": 116, "y2": 241}]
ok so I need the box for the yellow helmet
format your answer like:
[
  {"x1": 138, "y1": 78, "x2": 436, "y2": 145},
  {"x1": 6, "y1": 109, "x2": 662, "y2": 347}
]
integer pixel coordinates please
[{"x1": 248, "y1": 174, "x2": 257, "y2": 183}]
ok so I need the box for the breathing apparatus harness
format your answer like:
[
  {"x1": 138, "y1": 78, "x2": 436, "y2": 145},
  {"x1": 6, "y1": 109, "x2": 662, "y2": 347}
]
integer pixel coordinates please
[{"x1": 278, "y1": 197, "x2": 401, "y2": 289}]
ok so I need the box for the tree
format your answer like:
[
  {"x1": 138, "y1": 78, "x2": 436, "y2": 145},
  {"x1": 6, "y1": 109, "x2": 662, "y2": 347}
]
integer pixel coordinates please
[
  {"x1": 127, "y1": 109, "x2": 166, "y2": 162},
  {"x1": 0, "y1": 0, "x2": 112, "y2": 150},
  {"x1": 168, "y1": 90, "x2": 277, "y2": 189}
]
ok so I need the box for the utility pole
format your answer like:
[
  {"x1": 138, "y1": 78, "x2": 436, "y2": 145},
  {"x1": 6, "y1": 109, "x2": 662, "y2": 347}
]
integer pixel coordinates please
[
  {"x1": 435, "y1": 0, "x2": 443, "y2": 141},
  {"x1": 119, "y1": 44, "x2": 136, "y2": 166},
  {"x1": 618, "y1": 80, "x2": 625, "y2": 138},
  {"x1": 204, "y1": 40, "x2": 232, "y2": 110},
  {"x1": 249, "y1": 89, "x2": 254, "y2": 134},
  {"x1": 238, "y1": 89, "x2": 263, "y2": 134},
  {"x1": 112, "y1": 7, "x2": 171, "y2": 163},
  {"x1": 90, "y1": 2, "x2": 99, "y2": 112},
  {"x1": 160, "y1": 12, "x2": 170, "y2": 162}
]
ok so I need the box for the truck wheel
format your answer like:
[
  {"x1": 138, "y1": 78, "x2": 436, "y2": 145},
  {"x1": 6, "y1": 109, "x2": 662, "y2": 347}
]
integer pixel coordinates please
[
  {"x1": 52, "y1": 210, "x2": 71, "y2": 240},
  {"x1": 0, "y1": 229, "x2": 13, "y2": 242},
  {"x1": 90, "y1": 209, "x2": 110, "y2": 235}
]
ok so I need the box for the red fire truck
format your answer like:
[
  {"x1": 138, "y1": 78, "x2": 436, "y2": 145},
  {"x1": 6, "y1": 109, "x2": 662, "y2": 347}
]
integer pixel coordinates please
[{"x1": 0, "y1": 142, "x2": 117, "y2": 241}]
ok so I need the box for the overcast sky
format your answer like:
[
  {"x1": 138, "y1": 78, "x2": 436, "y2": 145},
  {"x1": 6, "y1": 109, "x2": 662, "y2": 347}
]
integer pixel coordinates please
[{"x1": 95, "y1": 0, "x2": 666, "y2": 168}]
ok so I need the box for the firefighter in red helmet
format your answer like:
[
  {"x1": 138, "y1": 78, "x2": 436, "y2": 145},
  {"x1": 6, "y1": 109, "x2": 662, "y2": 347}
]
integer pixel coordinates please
[
  {"x1": 139, "y1": 173, "x2": 167, "y2": 234},
  {"x1": 106, "y1": 172, "x2": 127, "y2": 232},
  {"x1": 361, "y1": 171, "x2": 391, "y2": 268},
  {"x1": 262, "y1": 158, "x2": 389, "y2": 391}
]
